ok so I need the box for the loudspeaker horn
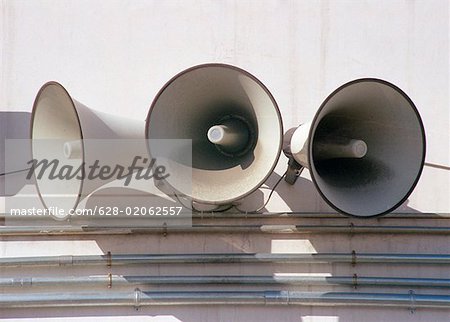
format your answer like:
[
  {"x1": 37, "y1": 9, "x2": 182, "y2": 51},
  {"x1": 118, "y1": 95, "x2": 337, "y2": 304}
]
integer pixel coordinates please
[
  {"x1": 146, "y1": 64, "x2": 283, "y2": 207},
  {"x1": 31, "y1": 81, "x2": 148, "y2": 219},
  {"x1": 283, "y1": 78, "x2": 426, "y2": 217}
]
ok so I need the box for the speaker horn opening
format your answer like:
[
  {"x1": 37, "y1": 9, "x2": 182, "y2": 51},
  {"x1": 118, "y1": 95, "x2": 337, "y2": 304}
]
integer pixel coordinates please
[{"x1": 146, "y1": 64, "x2": 283, "y2": 205}]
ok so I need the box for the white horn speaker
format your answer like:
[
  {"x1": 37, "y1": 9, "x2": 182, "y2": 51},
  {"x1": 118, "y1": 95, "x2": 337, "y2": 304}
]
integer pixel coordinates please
[
  {"x1": 31, "y1": 81, "x2": 147, "y2": 219},
  {"x1": 283, "y1": 78, "x2": 426, "y2": 217},
  {"x1": 146, "y1": 64, "x2": 283, "y2": 206}
]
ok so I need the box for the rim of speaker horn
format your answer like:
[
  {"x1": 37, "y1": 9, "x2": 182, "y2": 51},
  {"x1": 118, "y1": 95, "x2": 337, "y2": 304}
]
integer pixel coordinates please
[
  {"x1": 145, "y1": 63, "x2": 284, "y2": 205},
  {"x1": 30, "y1": 81, "x2": 85, "y2": 216},
  {"x1": 309, "y1": 78, "x2": 426, "y2": 218}
]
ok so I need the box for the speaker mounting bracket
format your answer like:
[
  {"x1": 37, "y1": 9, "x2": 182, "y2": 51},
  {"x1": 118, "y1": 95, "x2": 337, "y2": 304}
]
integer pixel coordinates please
[{"x1": 285, "y1": 157, "x2": 304, "y2": 185}]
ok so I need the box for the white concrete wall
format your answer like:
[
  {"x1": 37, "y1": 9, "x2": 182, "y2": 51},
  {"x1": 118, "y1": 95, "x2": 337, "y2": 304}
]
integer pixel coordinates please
[{"x1": 1, "y1": 0, "x2": 450, "y2": 321}]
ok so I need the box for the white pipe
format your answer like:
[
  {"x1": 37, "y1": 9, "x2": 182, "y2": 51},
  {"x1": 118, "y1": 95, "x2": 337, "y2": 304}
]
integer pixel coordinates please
[
  {"x1": 1, "y1": 275, "x2": 450, "y2": 288},
  {"x1": 1, "y1": 252, "x2": 450, "y2": 267},
  {"x1": 1, "y1": 224, "x2": 450, "y2": 236},
  {"x1": 1, "y1": 212, "x2": 446, "y2": 219},
  {"x1": 0, "y1": 290, "x2": 449, "y2": 308}
]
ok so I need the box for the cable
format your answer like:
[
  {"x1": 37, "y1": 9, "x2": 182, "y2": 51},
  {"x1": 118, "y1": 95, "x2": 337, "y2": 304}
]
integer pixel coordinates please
[
  {"x1": 0, "y1": 168, "x2": 31, "y2": 177},
  {"x1": 174, "y1": 171, "x2": 287, "y2": 214},
  {"x1": 201, "y1": 204, "x2": 234, "y2": 213},
  {"x1": 425, "y1": 162, "x2": 450, "y2": 171},
  {"x1": 234, "y1": 171, "x2": 287, "y2": 214},
  {"x1": 173, "y1": 192, "x2": 233, "y2": 213},
  {"x1": 172, "y1": 192, "x2": 194, "y2": 211}
]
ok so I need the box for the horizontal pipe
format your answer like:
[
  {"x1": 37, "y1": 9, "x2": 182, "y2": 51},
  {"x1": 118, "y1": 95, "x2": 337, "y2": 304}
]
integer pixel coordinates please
[
  {"x1": 2, "y1": 275, "x2": 450, "y2": 289},
  {"x1": 2, "y1": 252, "x2": 450, "y2": 267},
  {"x1": 0, "y1": 290, "x2": 449, "y2": 308},
  {"x1": 2, "y1": 224, "x2": 450, "y2": 236},
  {"x1": 191, "y1": 212, "x2": 450, "y2": 219},
  {"x1": 2, "y1": 212, "x2": 448, "y2": 220}
]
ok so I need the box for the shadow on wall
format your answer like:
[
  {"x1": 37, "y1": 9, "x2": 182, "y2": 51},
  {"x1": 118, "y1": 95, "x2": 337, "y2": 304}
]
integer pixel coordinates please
[
  {"x1": 247, "y1": 170, "x2": 335, "y2": 213},
  {"x1": 80, "y1": 174, "x2": 340, "y2": 223},
  {"x1": 234, "y1": 170, "x2": 422, "y2": 214},
  {"x1": 230, "y1": 172, "x2": 334, "y2": 213},
  {"x1": 81, "y1": 187, "x2": 189, "y2": 227},
  {"x1": 0, "y1": 111, "x2": 33, "y2": 196}
]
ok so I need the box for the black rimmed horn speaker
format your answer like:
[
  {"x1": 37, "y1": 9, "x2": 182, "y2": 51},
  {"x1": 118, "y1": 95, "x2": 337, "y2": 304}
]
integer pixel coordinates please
[
  {"x1": 146, "y1": 64, "x2": 283, "y2": 206},
  {"x1": 31, "y1": 81, "x2": 147, "y2": 219},
  {"x1": 283, "y1": 78, "x2": 426, "y2": 217}
]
